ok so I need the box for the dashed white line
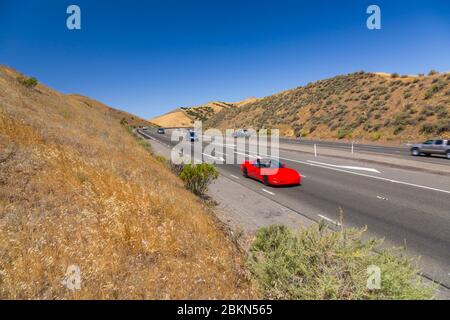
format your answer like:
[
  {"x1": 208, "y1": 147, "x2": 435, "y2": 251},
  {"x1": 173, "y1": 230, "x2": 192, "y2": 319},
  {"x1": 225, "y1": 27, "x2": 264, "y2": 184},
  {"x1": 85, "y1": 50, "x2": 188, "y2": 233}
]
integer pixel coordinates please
[
  {"x1": 262, "y1": 189, "x2": 275, "y2": 196},
  {"x1": 225, "y1": 146, "x2": 450, "y2": 195},
  {"x1": 230, "y1": 174, "x2": 240, "y2": 180},
  {"x1": 376, "y1": 196, "x2": 389, "y2": 201},
  {"x1": 318, "y1": 214, "x2": 342, "y2": 226}
]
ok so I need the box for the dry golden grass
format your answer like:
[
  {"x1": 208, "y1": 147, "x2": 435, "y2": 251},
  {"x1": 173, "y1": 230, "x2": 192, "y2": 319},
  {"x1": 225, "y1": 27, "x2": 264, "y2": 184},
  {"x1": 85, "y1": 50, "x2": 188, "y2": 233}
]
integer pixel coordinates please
[
  {"x1": 206, "y1": 72, "x2": 450, "y2": 143},
  {"x1": 150, "y1": 109, "x2": 194, "y2": 127},
  {"x1": 0, "y1": 65, "x2": 255, "y2": 299},
  {"x1": 149, "y1": 100, "x2": 253, "y2": 128}
]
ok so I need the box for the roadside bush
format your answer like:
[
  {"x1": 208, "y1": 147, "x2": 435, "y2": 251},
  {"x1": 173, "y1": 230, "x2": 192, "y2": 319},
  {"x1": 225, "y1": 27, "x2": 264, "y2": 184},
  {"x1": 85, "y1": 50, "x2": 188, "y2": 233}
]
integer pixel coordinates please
[
  {"x1": 170, "y1": 163, "x2": 185, "y2": 176},
  {"x1": 180, "y1": 163, "x2": 219, "y2": 197},
  {"x1": 17, "y1": 76, "x2": 38, "y2": 88},
  {"x1": 337, "y1": 127, "x2": 351, "y2": 139},
  {"x1": 247, "y1": 224, "x2": 435, "y2": 300},
  {"x1": 421, "y1": 123, "x2": 437, "y2": 134}
]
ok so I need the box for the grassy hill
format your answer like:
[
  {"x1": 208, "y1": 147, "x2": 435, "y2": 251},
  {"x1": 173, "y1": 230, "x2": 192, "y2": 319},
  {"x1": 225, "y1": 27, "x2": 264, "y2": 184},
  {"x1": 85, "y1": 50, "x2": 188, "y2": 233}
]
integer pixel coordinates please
[
  {"x1": 150, "y1": 99, "x2": 258, "y2": 127},
  {"x1": 0, "y1": 65, "x2": 254, "y2": 299},
  {"x1": 206, "y1": 71, "x2": 450, "y2": 143}
]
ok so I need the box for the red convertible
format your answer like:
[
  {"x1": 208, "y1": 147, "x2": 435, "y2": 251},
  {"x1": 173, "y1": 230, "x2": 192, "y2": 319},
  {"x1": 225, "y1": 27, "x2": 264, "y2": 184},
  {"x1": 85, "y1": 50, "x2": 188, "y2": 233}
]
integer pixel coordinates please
[{"x1": 240, "y1": 158, "x2": 301, "y2": 186}]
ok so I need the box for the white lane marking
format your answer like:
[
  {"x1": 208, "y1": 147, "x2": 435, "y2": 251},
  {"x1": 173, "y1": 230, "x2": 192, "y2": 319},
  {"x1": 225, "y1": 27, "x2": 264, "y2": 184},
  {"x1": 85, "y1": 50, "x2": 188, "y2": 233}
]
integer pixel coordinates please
[
  {"x1": 262, "y1": 189, "x2": 275, "y2": 196},
  {"x1": 235, "y1": 151, "x2": 258, "y2": 158},
  {"x1": 223, "y1": 146, "x2": 450, "y2": 195},
  {"x1": 307, "y1": 160, "x2": 381, "y2": 173},
  {"x1": 318, "y1": 214, "x2": 342, "y2": 226},
  {"x1": 376, "y1": 196, "x2": 389, "y2": 201},
  {"x1": 202, "y1": 153, "x2": 225, "y2": 162},
  {"x1": 230, "y1": 174, "x2": 240, "y2": 180}
]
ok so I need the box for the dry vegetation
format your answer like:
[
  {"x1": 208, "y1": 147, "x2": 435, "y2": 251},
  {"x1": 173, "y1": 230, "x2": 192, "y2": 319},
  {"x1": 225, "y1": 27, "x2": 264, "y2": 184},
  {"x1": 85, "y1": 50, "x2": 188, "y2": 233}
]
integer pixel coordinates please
[
  {"x1": 0, "y1": 65, "x2": 255, "y2": 299},
  {"x1": 206, "y1": 71, "x2": 450, "y2": 143},
  {"x1": 150, "y1": 99, "x2": 258, "y2": 128}
]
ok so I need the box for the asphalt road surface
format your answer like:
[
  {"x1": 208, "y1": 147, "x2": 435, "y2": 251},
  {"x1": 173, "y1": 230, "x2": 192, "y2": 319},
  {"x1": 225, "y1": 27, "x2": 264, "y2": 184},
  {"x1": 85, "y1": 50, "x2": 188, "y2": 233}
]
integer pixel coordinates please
[
  {"x1": 279, "y1": 137, "x2": 450, "y2": 165},
  {"x1": 139, "y1": 128, "x2": 450, "y2": 289}
]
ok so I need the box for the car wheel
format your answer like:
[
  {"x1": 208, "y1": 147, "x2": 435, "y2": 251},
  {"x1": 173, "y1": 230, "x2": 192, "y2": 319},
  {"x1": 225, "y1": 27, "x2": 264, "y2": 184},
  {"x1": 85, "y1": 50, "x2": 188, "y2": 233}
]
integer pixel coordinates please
[
  {"x1": 411, "y1": 148, "x2": 420, "y2": 156},
  {"x1": 242, "y1": 168, "x2": 248, "y2": 178},
  {"x1": 447, "y1": 151, "x2": 450, "y2": 160},
  {"x1": 263, "y1": 176, "x2": 269, "y2": 186}
]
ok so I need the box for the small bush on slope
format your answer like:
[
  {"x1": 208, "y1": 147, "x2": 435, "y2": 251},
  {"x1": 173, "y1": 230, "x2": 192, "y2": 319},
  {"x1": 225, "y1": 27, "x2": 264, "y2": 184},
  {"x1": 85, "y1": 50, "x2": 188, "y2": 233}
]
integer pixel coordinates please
[
  {"x1": 17, "y1": 76, "x2": 38, "y2": 88},
  {"x1": 248, "y1": 224, "x2": 435, "y2": 300},
  {"x1": 180, "y1": 163, "x2": 219, "y2": 197}
]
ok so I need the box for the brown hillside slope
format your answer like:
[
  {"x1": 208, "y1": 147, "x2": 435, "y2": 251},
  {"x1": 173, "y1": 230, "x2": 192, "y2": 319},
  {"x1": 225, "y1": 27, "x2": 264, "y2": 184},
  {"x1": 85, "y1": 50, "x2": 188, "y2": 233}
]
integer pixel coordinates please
[
  {"x1": 206, "y1": 72, "x2": 450, "y2": 143},
  {"x1": 0, "y1": 65, "x2": 254, "y2": 299},
  {"x1": 150, "y1": 99, "x2": 258, "y2": 127}
]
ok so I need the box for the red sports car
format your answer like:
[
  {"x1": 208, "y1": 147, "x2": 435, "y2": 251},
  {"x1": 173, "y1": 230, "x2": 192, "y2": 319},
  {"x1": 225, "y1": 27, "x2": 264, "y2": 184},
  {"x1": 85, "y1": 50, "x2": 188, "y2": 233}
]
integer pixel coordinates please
[{"x1": 240, "y1": 158, "x2": 301, "y2": 186}]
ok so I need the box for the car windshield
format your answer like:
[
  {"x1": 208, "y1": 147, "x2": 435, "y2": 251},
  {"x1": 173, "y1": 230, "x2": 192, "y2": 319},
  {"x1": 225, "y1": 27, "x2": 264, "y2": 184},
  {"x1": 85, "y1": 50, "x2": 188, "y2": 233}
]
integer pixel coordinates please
[
  {"x1": 190, "y1": 132, "x2": 197, "y2": 137},
  {"x1": 257, "y1": 159, "x2": 284, "y2": 168}
]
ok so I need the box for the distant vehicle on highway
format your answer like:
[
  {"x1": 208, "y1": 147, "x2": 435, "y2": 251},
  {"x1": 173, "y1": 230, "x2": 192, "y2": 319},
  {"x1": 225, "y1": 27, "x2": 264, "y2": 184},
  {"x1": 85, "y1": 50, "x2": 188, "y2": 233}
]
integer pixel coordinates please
[
  {"x1": 241, "y1": 158, "x2": 301, "y2": 186},
  {"x1": 186, "y1": 130, "x2": 199, "y2": 142},
  {"x1": 157, "y1": 128, "x2": 165, "y2": 134},
  {"x1": 232, "y1": 129, "x2": 253, "y2": 138},
  {"x1": 410, "y1": 139, "x2": 450, "y2": 159}
]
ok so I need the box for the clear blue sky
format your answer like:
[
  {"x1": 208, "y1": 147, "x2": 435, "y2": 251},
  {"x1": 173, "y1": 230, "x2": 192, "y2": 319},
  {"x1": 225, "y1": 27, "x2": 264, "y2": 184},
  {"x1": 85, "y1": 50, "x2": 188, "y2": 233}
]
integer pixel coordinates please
[{"x1": 1, "y1": 0, "x2": 449, "y2": 119}]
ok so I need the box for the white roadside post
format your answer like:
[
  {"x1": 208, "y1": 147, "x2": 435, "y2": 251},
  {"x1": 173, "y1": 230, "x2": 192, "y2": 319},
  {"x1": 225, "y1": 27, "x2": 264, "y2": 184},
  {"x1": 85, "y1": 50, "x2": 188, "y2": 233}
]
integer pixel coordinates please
[
  {"x1": 314, "y1": 144, "x2": 317, "y2": 157},
  {"x1": 351, "y1": 141, "x2": 354, "y2": 155}
]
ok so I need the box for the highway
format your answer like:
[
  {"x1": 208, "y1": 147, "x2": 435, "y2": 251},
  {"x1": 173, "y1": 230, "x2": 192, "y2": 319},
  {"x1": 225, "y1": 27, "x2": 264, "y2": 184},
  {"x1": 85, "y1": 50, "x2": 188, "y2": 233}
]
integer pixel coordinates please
[
  {"x1": 279, "y1": 137, "x2": 450, "y2": 165},
  {"x1": 139, "y1": 128, "x2": 450, "y2": 289}
]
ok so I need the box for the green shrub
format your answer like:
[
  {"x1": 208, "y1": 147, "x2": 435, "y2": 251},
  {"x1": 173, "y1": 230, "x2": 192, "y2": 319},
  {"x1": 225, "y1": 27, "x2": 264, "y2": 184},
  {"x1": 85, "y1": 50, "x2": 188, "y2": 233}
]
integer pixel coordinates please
[
  {"x1": 337, "y1": 127, "x2": 351, "y2": 139},
  {"x1": 180, "y1": 163, "x2": 219, "y2": 196},
  {"x1": 369, "y1": 132, "x2": 382, "y2": 141},
  {"x1": 17, "y1": 76, "x2": 38, "y2": 88},
  {"x1": 247, "y1": 224, "x2": 435, "y2": 300},
  {"x1": 421, "y1": 123, "x2": 437, "y2": 134},
  {"x1": 393, "y1": 125, "x2": 405, "y2": 135},
  {"x1": 424, "y1": 81, "x2": 446, "y2": 99},
  {"x1": 391, "y1": 73, "x2": 400, "y2": 78}
]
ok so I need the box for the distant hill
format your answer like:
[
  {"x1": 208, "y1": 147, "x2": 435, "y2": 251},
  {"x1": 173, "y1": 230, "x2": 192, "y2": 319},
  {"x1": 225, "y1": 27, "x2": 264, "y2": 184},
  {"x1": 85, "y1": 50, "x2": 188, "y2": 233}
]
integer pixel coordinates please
[
  {"x1": 150, "y1": 98, "x2": 258, "y2": 127},
  {"x1": 205, "y1": 71, "x2": 450, "y2": 143}
]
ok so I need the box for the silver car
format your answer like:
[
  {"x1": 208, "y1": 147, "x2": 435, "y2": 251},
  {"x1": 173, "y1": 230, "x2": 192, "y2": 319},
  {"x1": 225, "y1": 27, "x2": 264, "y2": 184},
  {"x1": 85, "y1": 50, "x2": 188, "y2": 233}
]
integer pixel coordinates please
[
  {"x1": 232, "y1": 129, "x2": 253, "y2": 138},
  {"x1": 410, "y1": 139, "x2": 450, "y2": 159}
]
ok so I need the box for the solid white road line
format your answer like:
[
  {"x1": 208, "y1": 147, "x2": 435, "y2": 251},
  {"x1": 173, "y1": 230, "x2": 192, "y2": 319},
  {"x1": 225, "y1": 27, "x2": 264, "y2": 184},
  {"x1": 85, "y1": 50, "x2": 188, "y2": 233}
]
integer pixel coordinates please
[
  {"x1": 202, "y1": 153, "x2": 225, "y2": 162},
  {"x1": 307, "y1": 160, "x2": 381, "y2": 173},
  {"x1": 262, "y1": 189, "x2": 275, "y2": 196},
  {"x1": 318, "y1": 214, "x2": 342, "y2": 226}
]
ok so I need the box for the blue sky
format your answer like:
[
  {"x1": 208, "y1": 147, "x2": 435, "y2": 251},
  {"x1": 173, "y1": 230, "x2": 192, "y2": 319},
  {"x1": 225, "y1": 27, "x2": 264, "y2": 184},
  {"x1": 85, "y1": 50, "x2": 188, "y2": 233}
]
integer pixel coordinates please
[{"x1": 0, "y1": 0, "x2": 449, "y2": 119}]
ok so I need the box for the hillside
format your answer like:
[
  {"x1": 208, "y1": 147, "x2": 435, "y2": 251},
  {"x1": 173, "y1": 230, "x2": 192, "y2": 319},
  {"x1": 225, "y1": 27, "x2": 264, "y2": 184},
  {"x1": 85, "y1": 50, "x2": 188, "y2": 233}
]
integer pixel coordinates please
[
  {"x1": 0, "y1": 65, "x2": 254, "y2": 299},
  {"x1": 206, "y1": 71, "x2": 450, "y2": 143},
  {"x1": 150, "y1": 99, "x2": 258, "y2": 128}
]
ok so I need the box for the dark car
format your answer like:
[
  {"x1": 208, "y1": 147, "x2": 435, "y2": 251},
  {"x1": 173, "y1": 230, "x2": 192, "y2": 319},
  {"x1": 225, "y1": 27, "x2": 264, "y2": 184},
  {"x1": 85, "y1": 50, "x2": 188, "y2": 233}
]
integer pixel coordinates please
[
  {"x1": 157, "y1": 128, "x2": 165, "y2": 134},
  {"x1": 410, "y1": 139, "x2": 450, "y2": 159},
  {"x1": 186, "y1": 131, "x2": 199, "y2": 142}
]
